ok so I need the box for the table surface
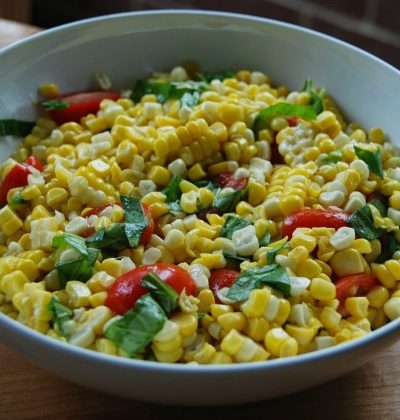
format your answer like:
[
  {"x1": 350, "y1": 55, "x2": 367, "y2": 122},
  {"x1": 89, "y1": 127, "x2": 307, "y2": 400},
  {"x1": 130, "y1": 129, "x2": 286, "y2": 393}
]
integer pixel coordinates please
[{"x1": 1, "y1": 17, "x2": 400, "y2": 420}]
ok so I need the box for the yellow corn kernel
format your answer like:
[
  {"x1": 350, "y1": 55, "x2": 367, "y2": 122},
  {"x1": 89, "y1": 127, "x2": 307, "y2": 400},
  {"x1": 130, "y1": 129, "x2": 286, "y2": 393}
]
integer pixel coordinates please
[
  {"x1": 241, "y1": 289, "x2": 270, "y2": 318},
  {"x1": 345, "y1": 297, "x2": 369, "y2": 318},
  {"x1": 141, "y1": 191, "x2": 166, "y2": 206},
  {"x1": 201, "y1": 314, "x2": 214, "y2": 329},
  {"x1": 89, "y1": 291, "x2": 107, "y2": 307},
  {"x1": 310, "y1": 277, "x2": 336, "y2": 301},
  {"x1": 319, "y1": 306, "x2": 341, "y2": 332},
  {"x1": 149, "y1": 202, "x2": 170, "y2": 219},
  {"x1": 297, "y1": 259, "x2": 322, "y2": 279},
  {"x1": 385, "y1": 260, "x2": 400, "y2": 281},
  {"x1": 290, "y1": 234, "x2": 317, "y2": 253},
  {"x1": 371, "y1": 264, "x2": 396, "y2": 289},
  {"x1": 65, "y1": 281, "x2": 91, "y2": 308},
  {"x1": 244, "y1": 317, "x2": 270, "y2": 342},
  {"x1": 217, "y1": 103, "x2": 244, "y2": 126},
  {"x1": 197, "y1": 289, "x2": 215, "y2": 312},
  {"x1": 198, "y1": 188, "x2": 214, "y2": 208},
  {"x1": 1, "y1": 270, "x2": 29, "y2": 300},
  {"x1": 21, "y1": 185, "x2": 41, "y2": 201},
  {"x1": 210, "y1": 303, "x2": 233, "y2": 318},
  {"x1": 218, "y1": 312, "x2": 247, "y2": 332},
  {"x1": 152, "y1": 346, "x2": 183, "y2": 363},
  {"x1": 0, "y1": 206, "x2": 23, "y2": 235},
  {"x1": 207, "y1": 161, "x2": 238, "y2": 177},
  {"x1": 95, "y1": 338, "x2": 117, "y2": 355},
  {"x1": 368, "y1": 127, "x2": 385, "y2": 144},
  {"x1": 192, "y1": 342, "x2": 216, "y2": 364},
  {"x1": 46, "y1": 187, "x2": 68, "y2": 207},
  {"x1": 31, "y1": 205, "x2": 52, "y2": 220},
  {"x1": 279, "y1": 195, "x2": 304, "y2": 216},
  {"x1": 366, "y1": 286, "x2": 389, "y2": 308},
  {"x1": 224, "y1": 142, "x2": 241, "y2": 161},
  {"x1": 330, "y1": 249, "x2": 364, "y2": 277},
  {"x1": 179, "y1": 180, "x2": 199, "y2": 194},
  {"x1": 275, "y1": 299, "x2": 291, "y2": 326},
  {"x1": 86, "y1": 116, "x2": 108, "y2": 133},
  {"x1": 188, "y1": 163, "x2": 207, "y2": 181},
  {"x1": 221, "y1": 329, "x2": 245, "y2": 355},
  {"x1": 180, "y1": 191, "x2": 198, "y2": 214},
  {"x1": 248, "y1": 181, "x2": 267, "y2": 206},
  {"x1": 38, "y1": 83, "x2": 60, "y2": 99},
  {"x1": 264, "y1": 327, "x2": 291, "y2": 357},
  {"x1": 209, "y1": 351, "x2": 233, "y2": 364},
  {"x1": 236, "y1": 201, "x2": 253, "y2": 216},
  {"x1": 170, "y1": 313, "x2": 198, "y2": 337},
  {"x1": 351, "y1": 239, "x2": 372, "y2": 254},
  {"x1": 147, "y1": 165, "x2": 171, "y2": 186}
]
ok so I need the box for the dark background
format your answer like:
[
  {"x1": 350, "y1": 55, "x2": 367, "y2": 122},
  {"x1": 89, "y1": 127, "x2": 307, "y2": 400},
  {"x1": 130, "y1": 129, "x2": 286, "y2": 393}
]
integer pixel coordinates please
[{"x1": 1, "y1": 0, "x2": 399, "y2": 69}]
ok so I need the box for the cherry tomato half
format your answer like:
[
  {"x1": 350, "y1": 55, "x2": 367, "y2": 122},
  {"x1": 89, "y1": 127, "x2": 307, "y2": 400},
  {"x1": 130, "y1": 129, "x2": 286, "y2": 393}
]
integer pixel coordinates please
[
  {"x1": 335, "y1": 274, "x2": 378, "y2": 308},
  {"x1": 25, "y1": 155, "x2": 43, "y2": 172},
  {"x1": 282, "y1": 209, "x2": 349, "y2": 238},
  {"x1": 45, "y1": 91, "x2": 121, "y2": 125},
  {"x1": 209, "y1": 269, "x2": 240, "y2": 303},
  {"x1": 106, "y1": 263, "x2": 197, "y2": 314},
  {"x1": 286, "y1": 116, "x2": 299, "y2": 127},
  {"x1": 214, "y1": 173, "x2": 248, "y2": 190}
]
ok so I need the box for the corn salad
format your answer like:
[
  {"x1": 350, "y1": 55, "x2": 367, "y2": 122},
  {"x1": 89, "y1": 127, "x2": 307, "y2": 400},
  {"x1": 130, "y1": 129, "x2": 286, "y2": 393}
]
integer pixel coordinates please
[{"x1": 1, "y1": 65, "x2": 400, "y2": 365}]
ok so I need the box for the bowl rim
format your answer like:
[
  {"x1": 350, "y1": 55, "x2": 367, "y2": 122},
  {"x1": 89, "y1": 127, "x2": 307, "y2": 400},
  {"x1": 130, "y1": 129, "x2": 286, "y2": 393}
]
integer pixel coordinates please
[{"x1": 1, "y1": 9, "x2": 399, "y2": 374}]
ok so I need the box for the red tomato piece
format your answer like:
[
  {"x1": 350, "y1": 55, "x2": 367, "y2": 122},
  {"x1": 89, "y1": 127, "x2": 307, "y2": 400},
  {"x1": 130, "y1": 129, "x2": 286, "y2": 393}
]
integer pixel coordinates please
[
  {"x1": 335, "y1": 274, "x2": 378, "y2": 307},
  {"x1": 45, "y1": 91, "x2": 121, "y2": 125},
  {"x1": 209, "y1": 269, "x2": 240, "y2": 303},
  {"x1": 282, "y1": 209, "x2": 350, "y2": 238},
  {"x1": 214, "y1": 173, "x2": 248, "y2": 190},
  {"x1": 286, "y1": 116, "x2": 299, "y2": 127},
  {"x1": 105, "y1": 263, "x2": 197, "y2": 314},
  {"x1": 0, "y1": 163, "x2": 31, "y2": 205},
  {"x1": 140, "y1": 203, "x2": 155, "y2": 246},
  {"x1": 25, "y1": 155, "x2": 43, "y2": 171}
]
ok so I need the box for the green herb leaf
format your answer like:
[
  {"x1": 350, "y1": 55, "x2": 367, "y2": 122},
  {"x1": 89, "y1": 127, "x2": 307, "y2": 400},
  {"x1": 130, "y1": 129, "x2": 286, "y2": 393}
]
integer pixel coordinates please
[
  {"x1": 56, "y1": 247, "x2": 99, "y2": 289},
  {"x1": 226, "y1": 264, "x2": 290, "y2": 301},
  {"x1": 369, "y1": 198, "x2": 387, "y2": 217},
  {"x1": 169, "y1": 200, "x2": 183, "y2": 216},
  {"x1": 354, "y1": 146, "x2": 384, "y2": 178},
  {"x1": 9, "y1": 192, "x2": 27, "y2": 207},
  {"x1": 302, "y1": 79, "x2": 325, "y2": 114},
  {"x1": 162, "y1": 175, "x2": 183, "y2": 203},
  {"x1": 253, "y1": 103, "x2": 317, "y2": 133},
  {"x1": 86, "y1": 223, "x2": 130, "y2": 254},
  {"x1": 220, "y1": 215, "x2": 253, "y2": 239},
  {"x1": 197, "y1": 312, "x2": 207, "y2": 320},
  {"x1": 197, "y1": 71, "x2": 235, "y2": 82},
  {"x1": 105, "y1": 294, "x2": 167, "y2": 357},
  {"x1": 0, "y1": 119, "x2": 35, "y2": 137},
  {"x1": 131, "y1": 80, "x2": 208, "y2": 104},
  {"x1": 267, "y1": 242, "x2": 291, "y2": 264},
  {"x1": 48, "y1": 297, "x2": 73, "y2": 339},
  {"x1": 259, "y1": 231, "x2": 271, "y2": 247},
  {"x1": 213, "y1": 188, "x2": 247, "y2": 213},
  {"x1": 53, "y1": 232, "x2": 89, "y2": 257},
  {"x1": 347, "y1": 204, "x2": 385, "y2": 241},
  {"x1": 194, "y1": 179, "x2": 220, "y2": 192},
  {"x1": 141, "y1": 272, "x2": 179, "y2": 315},
  {"x1": 120, "y1": 195, "x2": 148, "y2": 248},
  {"x1": 41, "y1": 99, "x2": 69, "y2": 111},
  {"x1": 376, "y1": 235, "x2": 400, "y2": 264},
  {"x1": 223, "y1": 253, "x2": 250, "y2": 270},
  {"x1": 322, "y1": 151, "x2": 343, "y2": 164}
]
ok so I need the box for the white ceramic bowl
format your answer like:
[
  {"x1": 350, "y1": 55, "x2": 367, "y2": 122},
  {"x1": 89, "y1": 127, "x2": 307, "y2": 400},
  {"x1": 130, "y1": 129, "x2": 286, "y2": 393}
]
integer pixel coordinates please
[{"x1": 0, "y1": 11, "x2": 400, "y2": 406}]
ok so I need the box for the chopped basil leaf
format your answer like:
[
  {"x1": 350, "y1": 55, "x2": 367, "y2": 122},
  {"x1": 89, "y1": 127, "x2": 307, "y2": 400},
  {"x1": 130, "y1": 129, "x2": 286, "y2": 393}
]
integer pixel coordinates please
[
  {"x1": 131, "y1": 80, "x2": 208, "y2": 104},
  {"x1": 259, "y1": 231, "x2": 271, "y2": 247},
  {"x1": 194, "y1": 179, "x2": 220, "y2": 192},
  {"x1": 9, "y1": 192, "x2": 27, "y2": 207},
  {"x1": 376, "y1": 235, "x2": 400, "y2": 264},
  {"x1": 253, "y1": 103, "x2": 317, "y2": 133},
  {"x1": 41, "y1": 99, "x2": 69, "y2": 111},
  {"x1": 105, "y1": 294, "x2": 167, "y2": 357},
  {"x1": 162, "y1": 175, "x2": 183, "y2": 203},
  {"x1": 197, "y1": 71, "x2": 235, "y2": 82},
  {"x1": 120, "y1": 195, "x2": 148, "y2": 248},
  {"x1": 197, "y1": 312, "x2": 207, "y2": 320},
  {"x1": 141, "y1": 272, "x2": 179, "y2": 315},
  {"x1": 0, "y1": 119, "x2": 35, "y2": 137},
  {"x1": 302, "y1": 79, "x2": 325, "y2": 114},
  {"x1": 267, "y1": 243, "x2": 291, "y2": 264},
  {"x1": 223, "y1": 253, "x2": 250, "y2": 270},
  {"x1": 226, "y1": 264, "x2": 290, "y2": 301},
  {"x1": 369, "y1": 198, "x2": 387, "y2": 217},
  {"x1": 86, "y1": 223, "x2": 129, "y2": 254},
  {"x1": 347, "y1": 204, "x2": 385, "y2": 241},
  {"x1": 56, "y1": 247, "x2": 99, "y2": 289},
  {"x1": 53, "y1": 232, "x2": 89, "y2": 257},
  {"x1": 322, "y1": 151, "x2": 343, "y2": 164},
  {"x1": 354, "y1": 146, "x2": 384, "y2": 178},
  {"x1": 213, "y1": 188, "x2": 247, "y2": 213},
  {"x1": 220, "y1": 215, "x2": 253, "y2": 239},
  {"x1": 48, "y1": 297, "x2": 73, "y2": 339}
]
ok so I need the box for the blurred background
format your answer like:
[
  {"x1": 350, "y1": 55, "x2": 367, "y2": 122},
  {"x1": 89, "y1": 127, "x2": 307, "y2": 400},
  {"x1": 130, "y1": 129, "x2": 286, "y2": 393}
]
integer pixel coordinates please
[{"x1": 1, "y1": 0, "x2": 399, "y2": 68}]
